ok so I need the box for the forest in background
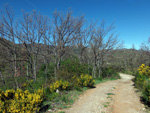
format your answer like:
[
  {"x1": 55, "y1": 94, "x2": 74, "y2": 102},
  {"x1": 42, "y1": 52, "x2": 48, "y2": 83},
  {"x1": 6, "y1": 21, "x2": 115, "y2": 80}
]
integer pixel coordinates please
[
  {"x1": 0, "y1": 6, "x2": 121, "y2": 89},
  {"x1": 0, "y1": 5, "x2": 150, "y2": 112},
  {"x1": 0, "y1": 6, "x2": 150, "y2": 89}
]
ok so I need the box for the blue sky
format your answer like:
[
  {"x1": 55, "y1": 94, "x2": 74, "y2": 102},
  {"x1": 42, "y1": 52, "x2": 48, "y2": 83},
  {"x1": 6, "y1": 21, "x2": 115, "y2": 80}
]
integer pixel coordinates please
[{"x1": 0, "y1": 0, "x2": 150, "y2": 49}]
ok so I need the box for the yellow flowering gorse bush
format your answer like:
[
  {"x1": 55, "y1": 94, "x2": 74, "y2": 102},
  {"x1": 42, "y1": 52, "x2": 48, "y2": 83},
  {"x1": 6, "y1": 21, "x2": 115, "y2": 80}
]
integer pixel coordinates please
[
  {"x1": 72, "y1": 74, "x2": 95, "y2": 87},
  {"x1": 137, "y1": 64, "x2": 150, "y2": 103},
  {"x1": 0, "y1": 88, "x2": 44, "y2": 113},
  {"x1": 50, "y1": 80, "x2": 70, "y2": 93},
  {"x1": 138, "y1": 64, "x2": 150, "y2": 77},
  {"x1": 80, "y1": 74, "x2": 95, "y2": 87},
  {"x1": 50, "y1": 74, "x2": 95, "y2": 93}
]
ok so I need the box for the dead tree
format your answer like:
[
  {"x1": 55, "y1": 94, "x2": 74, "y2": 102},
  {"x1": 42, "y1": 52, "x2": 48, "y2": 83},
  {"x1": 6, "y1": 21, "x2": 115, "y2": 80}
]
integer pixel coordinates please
[
  {"x1": 0, "y1": 5, "x2": 19, "y2": 88},
  {"x1": 20, "y1": 11, "x2": 46, "y2": 80},
  {"x1": 90, "y1": 21, "x2": 119, "y2": 78},
  {"x1": 52, "y1": 9, "x2": 84, "y2": 78}
]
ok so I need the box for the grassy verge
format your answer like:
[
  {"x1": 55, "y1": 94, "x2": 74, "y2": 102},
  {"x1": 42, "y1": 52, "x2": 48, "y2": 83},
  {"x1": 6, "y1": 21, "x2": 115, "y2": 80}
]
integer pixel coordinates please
[
  {"x1": 94, "y1": 77, "x2": 118, "y2": 85},
  {"x1": 40, "y1": 88, "x2": 88, "y2": 113},
  {"x1": 121, "y1": 70, "x2": 137, "y2": 75}
]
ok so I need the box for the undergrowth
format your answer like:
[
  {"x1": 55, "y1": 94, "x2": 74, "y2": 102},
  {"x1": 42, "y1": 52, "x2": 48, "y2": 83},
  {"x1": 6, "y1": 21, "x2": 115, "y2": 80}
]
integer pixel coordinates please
[{"x1": 133, "y1": 64, "x2": 150, "y2": 108}]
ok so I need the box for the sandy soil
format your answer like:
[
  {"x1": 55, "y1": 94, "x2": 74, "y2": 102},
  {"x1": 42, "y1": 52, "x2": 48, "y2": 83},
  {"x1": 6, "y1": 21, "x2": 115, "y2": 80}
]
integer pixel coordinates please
[{"x1": 62, "y1": 73, "x2": 146, "y2": 113}]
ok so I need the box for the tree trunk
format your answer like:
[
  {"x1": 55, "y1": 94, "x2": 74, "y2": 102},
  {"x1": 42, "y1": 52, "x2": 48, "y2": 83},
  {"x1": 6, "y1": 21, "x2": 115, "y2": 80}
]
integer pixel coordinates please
[
  {"x1": 57, "y1": 58, "x2": 61, "y2": 70},
  {"x1": 92, "y1": 65, "x2": 96, "y2": 78},
  {"x1": 0, "y1": 71, "x2": 5, "y2": 85},
  {"x1": 11, "y1": 62, "x2": 19, "y2": 89},
  {"x1": 88, "y1": 59, "x2": 90, "y2": 74},
  {"x1": 33, "y1": 59, "x2": 36, "y2": 80},
  {"x1": 44, "y1": 59, "x2": 48, "y2": 83},
  {"x1": 98, "y1": 67, "x2": 102, "y2": 78},
  {"x1": 26, "y1": 61, "x2": 29, "y2": 80},
  {"x1": 14, "y1": 53, "x2": 19, "y2": 89},
  {"x1": 98, "y1": 60, "x2": 102, "y2": 78},
  {"x1": 45, "y1": 64, "x2": 48, "y2": 82}
]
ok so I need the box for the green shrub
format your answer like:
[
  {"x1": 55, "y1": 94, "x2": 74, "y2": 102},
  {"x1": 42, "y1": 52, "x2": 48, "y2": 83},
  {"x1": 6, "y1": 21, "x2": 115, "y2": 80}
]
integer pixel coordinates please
[
  {"x1": 134, "y1": 72, "x2": 145, "y2": 90},
  {"x1": 102, "y1": 67, "x2": 120, "y2": 79},
  {"x1": 21, "y1": 78, "x2": 45, "y2": 93},
  {"x1": 59, "y1": 58, "x2": 92, "y2": 78},
  {"x1": 57, "y1": 69, "x2": 73, "y2": 81},
  {"x1": 134, "y1": 64, "x2": 150, "y2": 105},
  {"x1": 47, "y1": 92, "x2": 59, "y2": 101},
  {"x1": 142, "y1": 79, "x2": 150, "y2": 104},
  {"x1": 38, "y1": 63, "x2": 55, "y2": 78},
  {"x1": 38, "y1": 58, "x2": 93, "y2": 82}
]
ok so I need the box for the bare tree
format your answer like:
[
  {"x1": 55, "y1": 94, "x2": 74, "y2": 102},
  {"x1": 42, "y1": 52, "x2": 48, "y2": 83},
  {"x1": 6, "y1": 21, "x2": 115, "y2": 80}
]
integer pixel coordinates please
[
  {"x1": 90, "y1": 21, "x2": 119, "y2": 78},
  {"x1": 140, "y1": 38, "x2": 150, "y2": 65},
  {"x1": 52, "y1": 9, "x2": 84, "y2": 78},
  {"x1": 20, "y1": 10, "x2": 48, "y2": 80},
  {"x1": 0, "y1": 6, "x2": 127, "y2": 87},
  {"x1": 75, "y1": 21, "x2": 92, "y2": 64},
  {"x1": 0, "y1": 5, "x2": 19, "y2": 88}
]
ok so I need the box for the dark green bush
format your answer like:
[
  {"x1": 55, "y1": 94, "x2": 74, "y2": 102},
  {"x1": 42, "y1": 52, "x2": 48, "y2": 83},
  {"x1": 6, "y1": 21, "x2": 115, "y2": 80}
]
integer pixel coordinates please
[
  {"x1": 47, "y1": 92, "x2": 59, "y2": 101},
  {"x1": 134, "y1": 64, "x2": 150, "y2": 106},
  {"x1": 142, "y1": 80, "x2": 150, "y2": 104},
  {"x1": 38, "y1": 58, "x2": 92, "y2": 81},
  {"x1": 38, "y1": 63, "x2": 55, "y2": 78},
  {"x1": 56, "y1": 58, "x2": 92, "y2": 80},
  {"x1": 22, "y1": 78, "x2": 45, "y2": 93},
  {"x1": 60, "y1": 58, "x2": 92, "y2": 75},
  {"x1": 102, "y1": 67, "x2": 120, "y2": 79},
  {"x1": 133, "y1": 72, "x2": 145, "y2": 90}
]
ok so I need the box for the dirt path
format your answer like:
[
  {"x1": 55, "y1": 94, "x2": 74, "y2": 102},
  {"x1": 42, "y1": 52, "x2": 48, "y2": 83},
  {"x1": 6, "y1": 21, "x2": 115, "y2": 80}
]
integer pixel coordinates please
[{"x1": 63, "y1": 73, "x2": 146, "y2": 113}]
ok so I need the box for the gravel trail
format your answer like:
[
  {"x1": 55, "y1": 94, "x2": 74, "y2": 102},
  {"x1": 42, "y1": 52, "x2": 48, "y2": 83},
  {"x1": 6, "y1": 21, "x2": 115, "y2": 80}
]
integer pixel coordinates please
[{"x1": 63, "y1": 73, "x2": 146, "y2": 113}]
